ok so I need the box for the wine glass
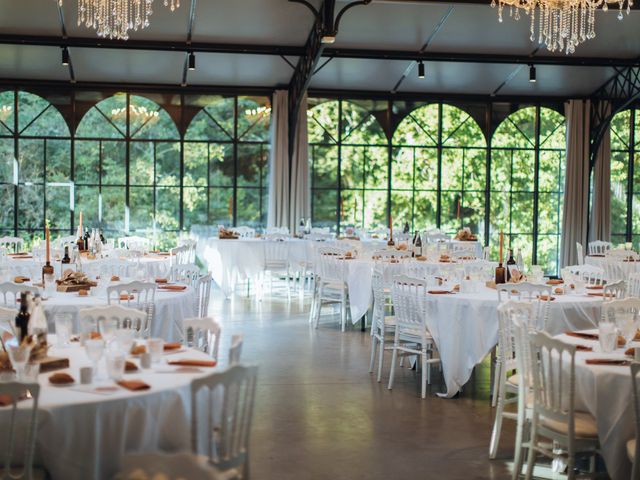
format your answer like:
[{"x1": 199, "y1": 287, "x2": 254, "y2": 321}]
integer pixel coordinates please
[
  {"x1": 99, "y1": 318, "x2": 118, "y2": 345},
  {"x1": 616, "y1": 311, "x2": 637, "y2": 349},
  {"x1": 114, "y1": 328, "x2": 135, "y2": 354},
  {"x1": 7, "y1": 344, "x2": 33, "y2": 381},
  {"x1": 85, "y1": 339, "x2": 105, "y2": 378}
]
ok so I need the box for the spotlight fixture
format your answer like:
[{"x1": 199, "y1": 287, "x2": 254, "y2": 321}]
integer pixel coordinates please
[
  {"x1": 320, "y1": 35, "x2": 336, "y2": 44},
  {"x1": 61, "y1": 47, "x2": 70, "y2": 66},
  {"x1": 188, "y1": 51, "x2": 196, "y2": 71},
  {"x1": 418, "y1": 60, "x2": 425, "y2": 79},
  {"x1": 529, "y1": 64, "x2": 536, "y2": 83}
]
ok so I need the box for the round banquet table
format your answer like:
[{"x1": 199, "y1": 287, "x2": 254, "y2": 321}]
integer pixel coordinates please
[
  {"x1": 10, "y1": 282, "x2": 196, "y2": 342},
  {"x1": 423, "y1": 287, "x2": 603, "y2": 398},
  {"x1": 0, "y1": 337, "x2": 217, "y2": 480},
  {"x1": 3, "y1": 253, "x2": 172, "y2": 280},
  {"x1": 555, "y1": 331, "x2": 636, "y2": 480},
  {"x1": 584, "y1": 255, "x2": 640, "y2": 280}
]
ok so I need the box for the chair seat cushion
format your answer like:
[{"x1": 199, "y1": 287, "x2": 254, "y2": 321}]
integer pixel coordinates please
[
  {"x1": 541, "y1": 411, "x2": 598, "y2": 438},
  {"x1": 628, "y1": 438, "x2": 636, "y2": 463},
  {"x1": 383, "y1": 316, "x2": 396, "y2": 326},
  {"x1": 506, "y1": 374, "x2": 519, "y2": 387}
]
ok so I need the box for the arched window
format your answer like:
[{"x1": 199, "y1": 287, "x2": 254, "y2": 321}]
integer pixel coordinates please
[
  {"x1": 184, "y1": 96, "x2": 271, "y2": 229},
  {"x1": 308, "y1": 99, "x2": 387, "y2": 231},
  {"x1": 609, "y1": 109, "x2": 640, "y2": 248},
  {"x1": 490, "y1": 106, "x2": 566, "y2": 275},
  {"x1": 391, "y1": 104, "x2": 487, "y2": 240},
  {"x1": 0, "y1": 90, "x2": 71, "y2": 242},
  {"x1": 75, "y1": 93, "x2": 180, "y2": 243}
]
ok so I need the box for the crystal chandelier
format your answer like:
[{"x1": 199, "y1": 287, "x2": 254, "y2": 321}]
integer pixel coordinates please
[
  {"x1": 56, "y1": 0, "x2": 181, "y2": 41},
  {"x1": 111, "y1": 105, "x2": 160, "y2": 123},
  {"x1": 492, "y1": 0, "x2": 633, "y2": 54}
]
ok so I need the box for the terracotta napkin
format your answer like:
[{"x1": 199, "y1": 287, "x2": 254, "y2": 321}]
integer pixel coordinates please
[
  {"x1": 585, "y1": 358, "x2": 631, "y2": 366},
  {"x1": 537, "y1": 295, "x2": 556, "y2": 301},
  {"x1": 168, "y1": 359, "x2": 217, "y2": 368},
  {"x1": 576, "y1": 345, "x2": 593, "y2": 352},
  {"x1": 159, "y1": 285, "x2": 187, "y2": 291},
  {"x1": 565, "y1": 331, "x2": 599, "y2": 341},
  {"x1": 119, "y1": 293, "x2": 134, "y2": 301},
  {"x1": 0, "y1": 394, "x2": 26, "y2": 407},
  {"x1": 117, "y1": 380, "x2": 151, "y2": 391},
  {"x1": 125, "y1": 361, "x2": 138, "y2": 372},
  {"x1": 155, "y1": 278, "x2": 168, "y2": 284},
  {"x1": 163, "y1": 342, "x2": 182, "y2": 351},
  {"x1": 586, "y1": 285, "x2": 604, "y2": 290}
]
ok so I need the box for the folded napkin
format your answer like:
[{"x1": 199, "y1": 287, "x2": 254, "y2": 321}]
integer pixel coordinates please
[
  {"x1": 117, "y1": 380, "x2": 151, "y2": 391},
  {"x1": 159, "y1": 285, "x2": 187, "y2": 291},
  {"x1": 125, "y1": 361, "x2": 138, "y2": 372},
  {"x1": 428, "y1": 290, "x2": 453, "y2": 295},
  {"x1": 537, "y1": 295, "x2": 556, "y2": 301},
  {"x1": 163, "y1": 342, "x2": 182, "y2": 351},
  {"x1": 0, "y1": 394, "x2": 25, "y2": 407},
  {"x1": 585, "y1": 358, "x2": 631, "y2": 366},
  {"x1": 576, "y1": 345, "x2": 594, "y2": 352},
  {"x1": 155, "y1": 278, "x2": 168, "y2": 284},
  {"x1": 587, "y1": 292, "x2": 609, "y2": 297},
  {"x1": 12, "y1": 256, "x2": 32, "y2": 259},
  {"x1": 119, "y1": 293, "x2": 135, "y2": 301},
  {"x1": 168, "y1": 359, "x2": 217, "y2": 368},
  {"x1": 586, "y1": 285, "x2": 604, "y2": 290},
  {"x1": 565, "y1": 331, "x2": 599, "y2": 341},
  {"x1": 8, "y1": 252, "x2": 29, "y2": 257},
  {"x1": 625, "y1": 347, "x2": 637, "y2": 357}
]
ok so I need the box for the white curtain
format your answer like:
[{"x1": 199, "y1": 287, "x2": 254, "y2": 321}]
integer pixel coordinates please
[
  {"x1": 267, "y1": 90, "x2": 310, "y2": 233},
  {"x1": 589, "y1": 102, "x2": 611, "y2": 243},
  {"x1": 560, "y1": 99, "x2": 591, "y2": 267}
]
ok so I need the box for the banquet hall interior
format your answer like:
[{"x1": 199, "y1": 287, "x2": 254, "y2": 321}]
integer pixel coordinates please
[{"x1": 0, "y1": 0, "x2": 640, "y2": 479}]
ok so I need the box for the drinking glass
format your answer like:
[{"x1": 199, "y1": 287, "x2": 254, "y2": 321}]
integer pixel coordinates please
[
  {"x1": 147, "y1": 338, "x2": 164, "y2": 364},
  {"x1": 54, "y1": 314, "x2": 73, "y2": 348},
  {"x1": 106, "y1": 352, "x2": 125, "y2": 381},
  {"x1": 114, "y1": 328, "x2": 135, "y2": 354},
  {"x1": 7, "y1": 344, "x2": 33, "y2": 381},
  {"x1": 99, "y1": 318, "x2": 119, "y2": 344},
  {"x1": 598, "y1": 322, "x2": 618, "y2": 353},
  {"x1": 85, "y1": 339, "x2": 105, "y2": 377},
  {"x1": 616, "y1": 312, "x2": 637, "y2": 348},
  {"x1": 44, "y1": 273, "x2": 56, "y2": 296},
  {"x1": 22, "y1": 363, "x2": 40, "y2": 382}
]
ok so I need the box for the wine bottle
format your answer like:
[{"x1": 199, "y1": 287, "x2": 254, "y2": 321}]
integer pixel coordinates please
[
  {"x1": 415, "y1": 232, "x2": 423, "y2": 257},
  {"x1": 411, "y1": 231, "x2": 418, "y2": 258},
  {"x1": 83, "y1": 228, "x2": 90, "y2": 251},
  {"x1": 15, "y1": 292, "x2": 30, "y2": 343},
  {"x1": 76, "y1": 226, "x2": 85, "y2": 253},
  {"x1": 99, "y1": 230, "x2": 106, "y2": 245},
  {"x1": 506, "y1": 249, "x2": 517, "y2": 281},
  {"x1": 495, "y1": 263, "x2": 506, "y2": 285},
  {"x1": 61, "y1": 246, "x2": 71, "y2": 264},
  {"x1": 403, "y1": 221, "x2": 410, "y2": 235}
]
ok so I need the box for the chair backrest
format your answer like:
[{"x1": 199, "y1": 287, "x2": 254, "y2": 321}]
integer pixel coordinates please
[
  {"x1": 528, "y1": 331, "x2": 577, "y2": 439},
  {"x1": 0, "y1": 236, "x2": 23, "y2": 254},
  {"x1": 567, "y1": 263, "x2": 605, "y2": 286},
  {"x1": 497, "y1": 282, "x2": 552, "y2": 330},
  {"x1": 371, "y1": 249, "x2": 410, "y2": 261},
  {"x1": 603, "y1": 279, "x2": 627, "y2": 300},
  {"x1": 0, "y1": 283, "x2": 40, "y2": 306},
  {"x1": 606, "y1": 248, "x2": 640, "y2": 260},
  {"x1": 496, "y1": 300, "x2": 535, "y2": 373},
  {"x1": 371, "y1": 268, "x2": 388, "y2": 333},
  {"x1": 629, "y1": 272, "x2": 640, "y2": 298},
  {"x1": 601, "y1": 296, "x2": 640, "y2": 325},
  {"x1": 0, "y1": 381, "x2": 40, "y2": 480},
  {"x1": 190, "y1": 365, "x2": 258, "y2": 474},
  {"x1": 603, "y1": 257, "x2": 626, "y2": 283},
  {"x1": 106, "y1": 281, "x2": 157, "y2": 337},
  {"x1": 630, "y1": 362, "x2": 640, "y2": 480},
  {"x1": 170, "y1": 244, "x2": 191, "y2": 267},
  {"x1": 196, "y1": 273, "x2": 212, "y2": 318},
  {"x1": 178, "y1": 238, "x2": 198, "y2": 264},
  {"x1": 170, "y1": 263, "x2": 201, "y2": 287},
  {"x1": 183, "y1": 317, "x2": 221, "y2": 359},
  {"x1": 317, "y1": 252, "x2": 347, "y2": 284},
  {"x1": 0, "y1": 306, "x2": 16, "y2": 337},
  {"x1": 53, "y1": 235, "x2": 77, "y2": 250},
  {"x1": 118, "y1": 235, "x2": 150, "y2": 251},
  {"x1": 575, "y1": 242, "x2": 584, "y2": 265},
  {"x1": 588, "y1": 240, "x2": 611, "y2": 256},
  {"x1": 263, "y1": 240, "x2": 289, "y2": 267},
  {"x1": 228, "y1": 334, "x2": 243, "y2": 365},
  {"x1": 391, "y1": 275, "x2": 428, "y2": 332},
  {"x1": 79, "y1": 304, "x2": 147, "y2": 337}
]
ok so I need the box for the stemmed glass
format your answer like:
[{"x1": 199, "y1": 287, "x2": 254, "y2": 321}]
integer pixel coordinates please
[
  {"x1": 7, "y1": 344, "x2": 33, "y2": 381},
  {"x1": 99, "y1": 318, "x2": 119, "y2": 345},
  {"x1": 85, "y1": 339, "x2": 105, "y2": 379},
  {"x1": 616, "y1": 311, "x2": 637, "y2": 349}
]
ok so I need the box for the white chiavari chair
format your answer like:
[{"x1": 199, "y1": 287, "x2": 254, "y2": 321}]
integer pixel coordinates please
[
  {"x1": 576, "y1": 242, "x2": 585, "y2": 265},
  {"x1": 196, "y1": 273, "x2": 213, "y2": 318},
  {"x1": 0, "y1": 381, "x2": 43, "y2": 480},
  {"x1": 0, "y1": 236, "x2": 24, "y2": 254},
  {"x1": 118, "y1": 452, "x2": 222, "y2": 480},
  {"x1": 0, "y1": 305, "x2": 16, "y2": 338},
  {"x1": 53, "y1": 235, "x2": 77, "y2": 250},
  {"x1": 496, "y1": 282, "x2": 552, "y2": 331},
  {"x1": 369, "y1": 268, "x2": 396, "y2": 383},
  {"x1": 308, "y1": 245, "x2": 348, "y2": 324},
  {"x1": 629, "y1": 272, "x2": 640, "y2": 297},
  {"x1": 603, "y1": 279, "x2": 627, "y2": 300},
  {"x1": 79, "y1": 304, "x2": 147, "y2": 337},
  {"x1": 190, "y1": 365, "x2": 258, "y2": 480},
  {"x1": 183, "y1": 316, "x2": 221, "y2": 359},
  {"x1": 0, "y1": 282, "x2": 40, "y2": 306},
  {"x1": 228, "y1": 334, "x2": 243, "y2": 366},
  {"x1": 117, "y1": 235, "x2": 150, "y2": 251},
  {"x1": 106, "y1": 281, "x2": 156, "y2": 338},
  {"x1": 262, "y1": 238, "x2": 291, "y2": 297},
  {"x1": 179, "y1": 238, "x2": 198, "y2": 264},
  {"x1": 170, "y1": 263, "x2": 201, "y2": 288},
  {"x1": 567, "y1": 264, "x2": 605, "y2": 286},
  {"x1": 603, "y1": 256, "x2": 625, "y2": 283},
  {"x1": 170, "y1": 244, "x2": 191, "y2": 267},
  {"x1": 522, "y1": 332, "x2": 599, "y2": 480},
  {"x1": 387, "y1": 275, "x2": 440, "y2": 399},
  {"x1": 629, "y1": 362, "x2": 640, "y2": 480},
  {"x1": 588, "y1": 240, "x2": 611, "y2": 256},
  {"x1": 313, "y1": 249, "x2": 350, "y2": 331}
]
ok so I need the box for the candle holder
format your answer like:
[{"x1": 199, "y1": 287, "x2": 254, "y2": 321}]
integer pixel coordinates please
[
  {"x1": 42, "y1": 262, "x2": 54, "y2": 285},
  {"x1": 495, "y1": 263, "x2": 506, "y2": 285},
  {"x1": 387, "y1": 236, "x2": 395, "y2": 247}
]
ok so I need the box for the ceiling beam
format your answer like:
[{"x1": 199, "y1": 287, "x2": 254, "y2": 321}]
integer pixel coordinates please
[
  {"x1": 0, "y1": 34, "x2": 636, "y2": 67},
  {"x1": 360, "y1": 0, "x2": 640, "y2": 9}
]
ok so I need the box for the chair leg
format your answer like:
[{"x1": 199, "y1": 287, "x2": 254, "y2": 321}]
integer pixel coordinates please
[
  {"x1": 314, "y1": 284, "x2": 323, "y2": 329},
  {"x1": 369, "y1": 333, "x2": 377, "y2": 373},
  {"x1": 491, "y1": 358, "x2": 502, "y2": 408},
  {"x1": 340, "y1": 290, "x2": 347, "y2": 332},
  {"x1": 489, "y1": 380, "x2": 506, "y2": 459},
  {"x1": 387, "y1": 330, "x2": 399, "y2": 391},
  {"x1": 524, "y1": 424, "x2": 538, "y2": 480},
  {"x1": 377, "y1": 334, "x2": 385, "y2": 383},
  {"x1": 421, "y1": 347, "x2": 428, "y2": 399}
]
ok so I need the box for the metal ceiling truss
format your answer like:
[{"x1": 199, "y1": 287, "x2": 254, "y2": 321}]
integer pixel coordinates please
[{"x1": 590, "y1": 65, "x2": 640, "y2": 168}]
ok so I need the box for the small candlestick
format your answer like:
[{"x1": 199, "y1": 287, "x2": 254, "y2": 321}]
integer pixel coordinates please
[
  {"x1": 387, "y1": 213, "x2": 394, "y2": 246},
  {"x1": 457, "y1": 199, "x2": 461, "y2": 220},
  {"x1": 42, "y1": 225, "x2": 54, "y2": 284}
]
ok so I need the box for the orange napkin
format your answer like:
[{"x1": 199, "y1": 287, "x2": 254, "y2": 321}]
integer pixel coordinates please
[
  {"x1": 537, "y1": 295, "x2": 556, "y2": 301},
  {"x1": 585, "y1": 358, "x2": 631, "y2": 366},
  {"x1": 125, "y1": 361, "x2": 138, "y2": 372},
  {"x1": 117, "y1": 380, "x2": 151, "y2": 391},
  {"x1": 163, "y1": 342, "x2": 182, "y2": 351},
  {"x1": 168, "y1": 359, "x2": 217, "y2": 368},
  {"x1": 159, "y1": 285, "x2": 187, "y2": 291},
  {"x1": 428, "y1": 290, "x2": 453, "y2": 295},
  {"x1": 155, "y1": 278, "x2": 168, "y2": 284},
  {"x1": 546, "y1": 279, "x2": 564, "y2": 285},
  {"x1": 0, "y1": 394, "x2": 24, "y2": 407},
  {"x1": 576, "y1": 345, "x2": 593, "y2": 352},
  {"x1": 586, "y1": 285, "x2": 604, "y2": 290},
  {"x1": 588, "y1": 292, "x2": 609, "y2": 297},
  {"x1": 565, "y1": 331, "x2": 599, "y2": 341},
  {"x1": 119, "y1": 293, "x2": 134, "y2": 301}
]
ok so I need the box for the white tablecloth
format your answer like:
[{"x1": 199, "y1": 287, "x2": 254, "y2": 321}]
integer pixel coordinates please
[
  {"x1": 425, "y1": 288, "x2": 602, "y2": 398},
  {"x1": 556, "y1": 331, "x2": 635, "y2": 480},
  {"x1": 585, "y1": 255, "x2": 640, "y2": 280},
  {"x1": 0, "y1": 339, "x2": 215, "y2": 480},
  {"x1": 7, "y1": 284, "x2": 197, "y2": 342}
]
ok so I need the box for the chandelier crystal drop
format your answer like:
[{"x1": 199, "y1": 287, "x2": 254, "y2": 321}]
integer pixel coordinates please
[
  {"x1": 491, "y1": 0, "x2": 633, "y2": 54},
  {"x1": 56, "y1": 0, "x2": 181, "y2": 41}
]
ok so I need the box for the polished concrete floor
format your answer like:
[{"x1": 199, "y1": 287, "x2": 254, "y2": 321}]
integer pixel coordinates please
[{"x1": 212, "y1": 288, "x2": 516, "y2": 480}]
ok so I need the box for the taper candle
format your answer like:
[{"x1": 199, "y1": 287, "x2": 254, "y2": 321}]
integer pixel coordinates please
[
  {"x1": 79, "y1": 211, "x2": 83, "y2": 233},
  {"x1": 45, "y1": 225, "x2": 50, "y2": 263},
  {"x1": 499, "y1": 231, "x2": 504, "y2": 264}
]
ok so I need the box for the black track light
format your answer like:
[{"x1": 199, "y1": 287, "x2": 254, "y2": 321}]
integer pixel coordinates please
[
  {"x1": 62, "y1": 47, "x2": 70, "y2": 66},
  {"x1": 529, "y1": 64, "x2": 536, "y2": 83},
  {"x1": 418, "y1": 60, "x2": 425, "y2": 79},
  {"x1": 188, "y1": 51, "x2": 196, "y2": 71}
]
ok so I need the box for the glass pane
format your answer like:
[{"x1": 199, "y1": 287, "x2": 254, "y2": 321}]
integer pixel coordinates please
[
  {"x1": 390, "y1": 190, "x2": 413, "y2": 229},
  {"x1": 19, "y1": 139, "x2": 44, "y2": 183},
  {"x1": 311, "y1": 145, "x2": 338, "y2": 189},
  {"x1": 538, "y1": 108, "x2": 565, "y2": 149},
  {"x1": 20, "y1": 93, "x2": 70, "y2": 137},
  {"x1": 0, "y1": 184, "x2": 14, "y2": 231},
  {"x1": 414, "y1": 148, "x2": 437, "y2": 190},
  {"x1": 183, "y1": 187, "x2": 208, "y2": 228},
  {"x1": 442, "y1": 105, "x2": 486, "y2": 148},
  {"x1": 130, "y1": 141, "x2": 154, "y2": 186},
  {"x1": 537, "y1": 192, "x2": 562, "y2": 235},
  {"x1": 185, "y1": 98, "x2": 234, "y2": 142},
  {"x1": 511, "y1": 192, "x2": 534, "y2": 234},
  {"x1": 129, "y1": 95, "x2": 179, "y2": 140},
  {"x1": 156, "y1": 187, "x2": 180, "y2": 231},
  {"x1": 102, "y1": 141, "x2": 126, "y2": 185},
  {"x1": 312, "y1": 189, "x2": 337, "y2": 231},
  {"x1": 391, "y1": 147, "x2": 414, "y2": 190},
  {"x1": 209, "y1": 143, "x2": 234, "y2": 187},
  {"x1": 129, "y1": 187, "x2": 154, "y2": 231},
  {"x1": 363, "y1": 190, "x2": 387, "y2": 229},
  {"x1": 156, "y1": 142, "x2": 180, "y2": 186},
  {"x1": 0, "y1": 137, "x2": 15, "y2": 183},
  {"x1": 75, "y1": 186, "x2": 100, "y2": 229},
  {"x1": 610, "y1": 109, "x2": 631, "y2": 151},
  {"x1": 47, "y1": 139, "x2": 71, "y2": 182},
  {"x1": 18, "y1": 184, "x2": 43, "y2": 230},
  {"x1": 46, "y1": 186, "x2": 71, "y2": 230},
  {"x1": 209, "y1": 188, "x2": 234, "y2": 226},
  {"x1": 101, "y1": 186, "x2": 125, "y2": 234},
  {"x1": 537, "y1": 234, "x2": 561, "y2": 275},
  {"x1": 0, "y1": 91, "x2": 15, "y2": 134},
  {"x1": 341, "y1": 101, "x2": 386, "y2": 145},
  {"x1": 413, "y1": 191, "x2": 438, "y2": 230},
  {"x1": 392, "y1": 104, "x2": 438, "y2": 146},
  {"x1": 236, "y1": 188, "x2": 264, "y2": 227},
  {"x1": 340, "y1": 190, "x2": 361, "y2": 227},
  {"x1": 238, "y1": 97, "x2": 271, "y2": 142},
  {"x1": 75, "y1": 140, "x2": 100, "y2": 185},
  {"x1": 308, "y1": 99, "x2": 339, "y2": 144},
  {"x1": 441, "y1": 149, "x2": 463, "y2": 191},
  {"x1": 464, "y1": 148, "x2": 486, "y2": 191},
  {"x1": 237, "y1": 143, "x2": 268, "y2": 188},
  {"x1": 76, "y1": 95, "x2": 126, "y2": 139},
  {"x1": 462, "y1": 191, "x2": 486, "y2": 244},
  {"x1": 440, "y1": 191, "x2": 461, "y2": 234},
  {"x1": 184, "y1": 142, "x2": 208, "y2": 187},
  {"x1": 610, "y1": 150, "x2": 629, "y2": 236},
  {"x1": 492, "y1": 107, "x2": 535, "y2": 149}
]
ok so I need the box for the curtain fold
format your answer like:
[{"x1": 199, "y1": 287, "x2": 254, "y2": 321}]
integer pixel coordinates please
[
  {"x1": 560, "y1": 99, "x2": 591, "y2": 267},
  {"x1": 589, "y1": 102, "x2": 612, "y2": 243},
  {"x1": 267, "y1": 90, "x2": 289, "y2": 229},
  {"x1": 267, "y1": 90, "x2": 310, "y2": 233}
]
